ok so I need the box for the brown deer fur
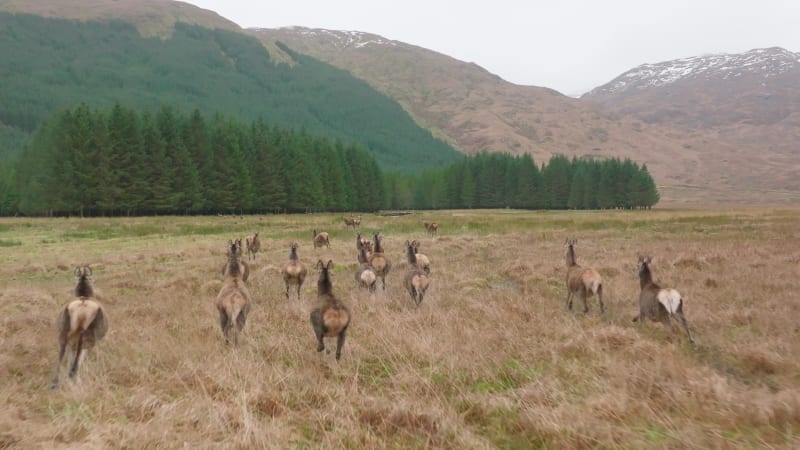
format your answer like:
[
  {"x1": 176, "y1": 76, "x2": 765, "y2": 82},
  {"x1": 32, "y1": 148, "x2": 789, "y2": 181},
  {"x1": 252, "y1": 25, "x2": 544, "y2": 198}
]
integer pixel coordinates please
[
  {"x1": 50, "y1": 266, "x2": 108, "y2": 390},
  {"x1": 310, "y1": 260, "x2": 351, "y2": 360},
  {"x1": 355, "y1": 240, "x2": 378, "y2": 292},
  {"x1": 313, "y1": 229, "x2": 330, "y2": 249},
  {"x1": 564, "y1": 239, "x2": 605, "y2": 314},
  {"x1": 245, "y1": 232, "x2": 261, "y2": 261},
  {"x1": 368, "y1": 233, "x2": 392, "y2": 291},
  {"x1": 423, "y1": 222, "x2": 439, "y2": 237},
  {"x1": 410, "y1": 239, "x2": 431, "y2": 275},
  {"x1": 343, "y1": 215, "x2": 362, "y2": 230},
  {"x1": 221, "y1": 238, "x2": 250, "y2": 282},
  {"x1": 634, "y1": 256, "x2": 695, "y2": 345},
  {"x1": 215, "y1": 239, "x2": 251, "y2": 346},
  {"x1": 403, "y1": 240, "x2": 430, "y2": 306},
  {"x1": 281, "y1": 242, "x2": 307, "y2": 300}
]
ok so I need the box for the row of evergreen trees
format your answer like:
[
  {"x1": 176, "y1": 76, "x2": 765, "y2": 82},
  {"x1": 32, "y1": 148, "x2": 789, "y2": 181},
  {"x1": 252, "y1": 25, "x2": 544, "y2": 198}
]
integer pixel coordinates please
[
  {"x1": 4, "y1": 104, "x2": 384, "y2": 215},
  {"x1": 0, "y1": 104, "x2": 659, "y2": 216},
  {"x1": 385, "y1": 153, "x2": 659, "y2": 210}
]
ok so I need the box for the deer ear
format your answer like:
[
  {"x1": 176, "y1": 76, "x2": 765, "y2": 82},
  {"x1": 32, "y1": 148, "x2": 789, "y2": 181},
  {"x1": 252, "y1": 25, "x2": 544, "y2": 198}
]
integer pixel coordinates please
[
  {"x1": 74, "y1": 267, "x2": 82, "y2": 277},
  {"x1": 84, "y1": 266, "x2": 92, "y2": 276},
  {"x1": 316, "y1": 260, "x2": 324, "y2": 270},
  {"x1": 405, "y1": 240, "x2": 410, "y2": 246},
  {"x1": 326, "y1": 260, "x2": 334, "y2": 270}
]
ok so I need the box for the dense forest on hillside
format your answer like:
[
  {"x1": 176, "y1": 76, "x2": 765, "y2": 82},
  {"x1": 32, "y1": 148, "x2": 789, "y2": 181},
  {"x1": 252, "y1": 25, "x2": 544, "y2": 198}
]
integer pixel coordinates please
[
  {"x1": 0, "y1": 104, "x2": 659, "y2": 216},
  {"x1": 0, "y1": 12, "x2": 459, "y2": 171}
]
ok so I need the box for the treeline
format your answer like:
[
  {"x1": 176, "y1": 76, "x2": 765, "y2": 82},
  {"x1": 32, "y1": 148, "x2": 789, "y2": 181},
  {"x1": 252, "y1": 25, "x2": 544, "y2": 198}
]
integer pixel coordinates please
[
  {"x1": 0, "y1": 104, "x2": 659, "y2": 216},
  {"x1": 384, "y1": 153, "x2": 659, "y2": 210},
  {"x1": 3, "y1": 104, "x2": 384, "y2": 215},
  {"x1": 0, "y1": 13, "x2": 459, "y2": 170}
]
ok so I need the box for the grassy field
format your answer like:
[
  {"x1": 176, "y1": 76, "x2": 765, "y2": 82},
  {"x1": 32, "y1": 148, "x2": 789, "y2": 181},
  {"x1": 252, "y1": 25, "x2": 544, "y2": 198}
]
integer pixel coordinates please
[{"x1": 1, "y1": 208, "x2": 798, "y2": 449}]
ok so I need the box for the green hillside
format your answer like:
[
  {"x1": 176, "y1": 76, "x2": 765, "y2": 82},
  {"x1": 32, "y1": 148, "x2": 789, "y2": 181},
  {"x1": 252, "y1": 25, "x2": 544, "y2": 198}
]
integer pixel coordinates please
[{"x1": 0, "y1": 12, "x2": 460, "y2": 171}]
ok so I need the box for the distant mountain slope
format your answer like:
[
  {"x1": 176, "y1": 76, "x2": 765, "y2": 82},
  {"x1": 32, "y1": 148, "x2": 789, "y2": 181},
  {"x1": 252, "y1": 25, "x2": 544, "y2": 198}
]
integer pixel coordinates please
[
  {"x1": 583, "y1": 47, "x2": 800, "y2": 129},
  {"x1": 582, "y1": 47, "x2": 800, "y2": 197},
  {"x1": 252, "y1": 28, "x2": 799, "y2": 202},
  {"x1": 0, "y1": 9, "x2": 459, "y2": 171}
]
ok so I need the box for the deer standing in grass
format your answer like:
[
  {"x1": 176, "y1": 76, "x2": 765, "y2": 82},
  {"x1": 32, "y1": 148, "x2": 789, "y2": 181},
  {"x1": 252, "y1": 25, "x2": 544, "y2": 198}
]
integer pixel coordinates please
[
  {"x1": 403, "y1": 240, "x2": 430, "y2": 306},
  {"x1": 215, "y1": 239, "x2": 251, "y2": 346},
  {"x1": 634, "y1": 256, "x2": 696, "y2": 346},
  {"x1": 343, "y1": 215, "x2": 362, "y2": 230},
  {"x1": 564, "y1": 239, "x2": 605, "y2": 314},
  {"x1": 310, "y1": 260, "x2": 351, "y2": 360},
  {"x1": 313, "y1": 229, "x2": 330, "y2": 249},
  {"x1": 50, "y1": 267, "x2": 108, "y2": 390},
  {"x1": 355, "y1": 238, "x2": 378, "y2": 292},
  {"x1": 281, "y1": 242, "x2": 307, "y2": 300},
  {"x1": 368, "y1": 232, "x2": 392, "y2": 291},
  {"x1": 424, "y1": 222, "x2": 439, "y2": 237},
  {"x1": 245, "y1": 232, "x2": 261, "y2": 261}
]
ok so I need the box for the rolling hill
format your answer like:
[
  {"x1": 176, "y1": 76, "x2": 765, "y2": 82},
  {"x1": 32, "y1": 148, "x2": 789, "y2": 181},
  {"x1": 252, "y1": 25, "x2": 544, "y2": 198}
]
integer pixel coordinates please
[{"x1": 251, "y1": 28, "x2": 800, "y2": 203}]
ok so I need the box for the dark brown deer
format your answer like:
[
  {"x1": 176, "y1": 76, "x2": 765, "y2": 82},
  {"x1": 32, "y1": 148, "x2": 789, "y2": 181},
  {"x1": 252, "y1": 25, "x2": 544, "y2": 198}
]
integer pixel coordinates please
[
  {"x1": 310, "y1": 260, "x2": 351, "y2": 360},
  {"x1": 368, "y1": 232, "x2": 392, "y2": 291},
  {"x1": 634, "y1": 256, "x2": 696, "y2": 346},
  {"x1": 215, "y1": 239, "x2": 251, "y2": 346},
  {"x1": 50, "y1": 267, "x2": 109, "y2": 390},
  {"x1": 281, "y1": 242, "x2": 307, "y2": 300},
  {"x1": 564, "y1": 239, "x2": 604, "y2": 314},
  {"x1": 403, "y1": 240, "x2": 430, "y2": 306}
]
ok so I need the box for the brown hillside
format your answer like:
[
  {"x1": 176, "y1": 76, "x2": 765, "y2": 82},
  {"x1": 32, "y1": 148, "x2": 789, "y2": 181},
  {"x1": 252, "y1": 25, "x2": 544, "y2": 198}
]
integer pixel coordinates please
[{"x1": 251, "y1": 28, "x2": 800, "y2": 204}]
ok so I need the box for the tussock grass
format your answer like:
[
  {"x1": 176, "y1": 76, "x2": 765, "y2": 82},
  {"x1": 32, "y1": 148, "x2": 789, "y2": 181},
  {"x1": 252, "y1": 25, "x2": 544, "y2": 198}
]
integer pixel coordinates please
[{"x1": 1, "y1": 208, "x2": 798, "y2": 448}]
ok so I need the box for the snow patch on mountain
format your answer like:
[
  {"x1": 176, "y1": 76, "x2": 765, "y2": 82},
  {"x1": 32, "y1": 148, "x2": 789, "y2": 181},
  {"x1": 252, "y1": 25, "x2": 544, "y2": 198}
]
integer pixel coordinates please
[
  {"x1": 586, "y1": 47, "x2": 800, "y2": 97},
  {"x1": 271, "y1": 26, "x2": 398, "y2": 49}
]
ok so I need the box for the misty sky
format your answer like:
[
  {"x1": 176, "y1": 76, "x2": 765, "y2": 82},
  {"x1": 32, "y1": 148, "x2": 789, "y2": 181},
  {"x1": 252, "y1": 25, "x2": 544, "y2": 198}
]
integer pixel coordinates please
[{"x1": 186, "y1": 0, "x2": 800, "y2": 96}]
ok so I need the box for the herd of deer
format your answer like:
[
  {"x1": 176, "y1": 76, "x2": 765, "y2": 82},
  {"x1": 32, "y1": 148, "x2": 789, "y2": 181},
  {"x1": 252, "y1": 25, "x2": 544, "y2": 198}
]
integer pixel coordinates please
[{"x1": 49, "y1": 219, "x2": 695, "y2": 389}]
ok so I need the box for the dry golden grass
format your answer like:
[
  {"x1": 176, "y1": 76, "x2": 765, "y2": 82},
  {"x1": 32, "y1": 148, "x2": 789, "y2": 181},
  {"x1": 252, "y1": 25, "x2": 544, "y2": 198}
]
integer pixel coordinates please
[{"x1": 1, "y1": 208, "x2": 799, "y2": 449}]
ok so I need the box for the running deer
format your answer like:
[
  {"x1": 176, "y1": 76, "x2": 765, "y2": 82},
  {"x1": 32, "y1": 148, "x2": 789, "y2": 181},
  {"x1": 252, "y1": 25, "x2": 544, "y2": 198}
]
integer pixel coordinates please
[
  {"x1": 310, "y1": 260, "x2": 351, "y2": 360},
  {"x1": 423, "y1": 222, "x2": 439, "y2": 237},
  {"x1": 215, "y1": 239, "x2": 251, "y2": 345},
  {"x1": 634, "y1": 256, "x2": 696, "y2": 346},
  {"x1": 355, "y1": 239, "x2": 378, "y2": 292},
  {"x1": 50, "y1": 267, "x2": 108, "y2": 390},
  {"x1": 368, "y1": 232, "x2": 392, "y2": 291},
  {"x1": 403, "y1": 240, "x2": 430, "y2": 306},
  {"x1": 564, "y1": 239, "x2": 605, "y2": 314},
  {"x1": 281, "y1": 242, "x2": 307, "y2": 300},
  {"x1": 245, "y1": 232, "x2": 261, "y2": 261},
  {"x1": 313, "y1": 229, "x2": 330, "y2": 249}
]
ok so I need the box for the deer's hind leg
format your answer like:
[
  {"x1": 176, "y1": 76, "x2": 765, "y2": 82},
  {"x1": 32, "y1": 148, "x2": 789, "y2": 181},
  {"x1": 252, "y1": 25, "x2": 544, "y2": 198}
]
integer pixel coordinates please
[{"x1": 68, "y1": 331, "x2": 86, "y2": 378}]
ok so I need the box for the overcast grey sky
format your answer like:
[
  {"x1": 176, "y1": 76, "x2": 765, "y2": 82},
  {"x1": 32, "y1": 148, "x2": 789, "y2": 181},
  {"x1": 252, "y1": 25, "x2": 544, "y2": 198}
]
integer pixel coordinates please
[{"x1": 186, "y1": 0, "x2": 800, "y2": 96}]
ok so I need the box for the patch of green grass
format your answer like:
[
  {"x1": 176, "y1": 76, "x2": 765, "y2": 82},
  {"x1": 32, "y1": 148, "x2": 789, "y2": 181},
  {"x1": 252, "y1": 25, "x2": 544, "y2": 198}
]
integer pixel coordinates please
[
  {"x1": 0, "y1": 238, "x2": 21, "y2": 247},
  {"x1": 460, "y1": 402, "x2": 550, "y2": 449},
  {"x1": 358, "y1": 357, "x2": 396, "y2": 386}
]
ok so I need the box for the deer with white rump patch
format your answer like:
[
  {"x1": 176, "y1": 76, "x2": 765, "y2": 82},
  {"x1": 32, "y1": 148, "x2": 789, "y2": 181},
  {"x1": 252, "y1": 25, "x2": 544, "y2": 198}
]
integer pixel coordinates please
[
  {"x1": 215, "y1": 239, "x2": 251, "y2": 346},
  {"x1": 634, "y1": 256, "x2": 696, "y2": 346},
  {"x1": 50, "y1": 267, "x2": 108, "y2": 390}
]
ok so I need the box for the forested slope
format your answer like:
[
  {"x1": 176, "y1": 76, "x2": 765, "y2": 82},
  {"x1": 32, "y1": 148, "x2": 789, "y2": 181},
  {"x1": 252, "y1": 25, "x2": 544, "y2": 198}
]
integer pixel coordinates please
[{"x1": 0, "y1": 12, "x2": 459, "y2": 171}]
